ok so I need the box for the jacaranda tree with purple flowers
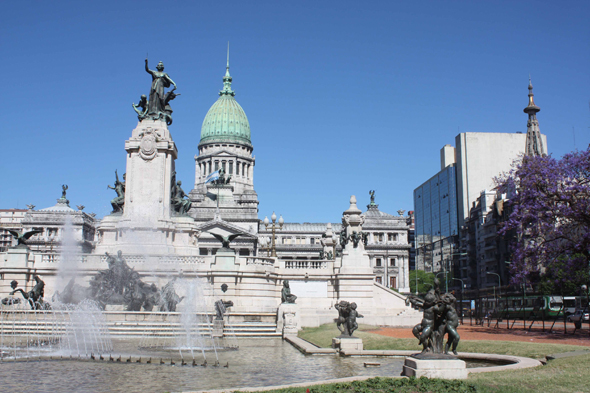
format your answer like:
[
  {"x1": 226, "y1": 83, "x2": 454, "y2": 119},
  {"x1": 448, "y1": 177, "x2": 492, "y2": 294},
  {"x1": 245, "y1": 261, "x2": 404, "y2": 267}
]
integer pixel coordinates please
[{"x1": 496, "y1": 146, "x2": 590, "y2": 290}]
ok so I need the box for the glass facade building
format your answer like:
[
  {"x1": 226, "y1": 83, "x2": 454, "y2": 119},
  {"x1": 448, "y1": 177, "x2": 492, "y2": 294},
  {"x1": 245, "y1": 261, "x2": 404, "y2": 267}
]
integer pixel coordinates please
[{"x1": 413, "y1": 164, "x2": 459, "y2": 273}]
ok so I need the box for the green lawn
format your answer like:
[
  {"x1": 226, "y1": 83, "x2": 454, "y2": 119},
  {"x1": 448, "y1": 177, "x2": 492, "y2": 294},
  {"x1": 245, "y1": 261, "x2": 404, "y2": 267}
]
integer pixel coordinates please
[
  {"x1": 298, "y1": 324, "x2": 587, "y2": 359},
  {"x1": 269, "y1": 324, "x2": 590, "y2": 393}
]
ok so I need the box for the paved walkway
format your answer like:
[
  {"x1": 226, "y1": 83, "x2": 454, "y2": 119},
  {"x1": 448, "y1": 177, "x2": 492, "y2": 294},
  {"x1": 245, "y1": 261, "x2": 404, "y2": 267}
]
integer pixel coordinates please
[{"x1": 373, "y1": 323, "x2": 590, "y2": 347}]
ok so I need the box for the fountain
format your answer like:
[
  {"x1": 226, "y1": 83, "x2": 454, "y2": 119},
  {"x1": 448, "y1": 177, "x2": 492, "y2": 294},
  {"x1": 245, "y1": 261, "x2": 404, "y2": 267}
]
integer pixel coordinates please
[{"x1": 0, "y1": 296, "x2": 112, "y2": 360}]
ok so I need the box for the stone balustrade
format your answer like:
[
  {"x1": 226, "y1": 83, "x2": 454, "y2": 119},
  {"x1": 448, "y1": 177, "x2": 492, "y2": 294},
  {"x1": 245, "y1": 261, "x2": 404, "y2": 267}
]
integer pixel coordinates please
[
  {"x1": 283, "y1": 260, "x2": 328, "y2": 270},
  {"x1": 40, "y1": 253, "x2": 205, "y2": 265},
  {"x1": 245, "y1": 257, "x2": 275, "y2": 266}
]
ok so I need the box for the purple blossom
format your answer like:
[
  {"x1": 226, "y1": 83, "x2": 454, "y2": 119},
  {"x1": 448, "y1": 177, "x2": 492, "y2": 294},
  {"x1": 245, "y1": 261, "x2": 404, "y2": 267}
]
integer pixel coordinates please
[{"x1": 495, "y1": 146, "x2": 590, "y2": 286}]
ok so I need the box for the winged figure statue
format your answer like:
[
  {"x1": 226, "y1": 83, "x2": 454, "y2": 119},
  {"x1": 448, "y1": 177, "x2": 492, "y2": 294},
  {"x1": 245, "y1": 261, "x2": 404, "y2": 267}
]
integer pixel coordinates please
[
  {"x1": 210, "y1": 233, "x2": 243, "y2": 249},
  {"x1": 4, "y1": 229, "x2": 43, "y2": 246}
]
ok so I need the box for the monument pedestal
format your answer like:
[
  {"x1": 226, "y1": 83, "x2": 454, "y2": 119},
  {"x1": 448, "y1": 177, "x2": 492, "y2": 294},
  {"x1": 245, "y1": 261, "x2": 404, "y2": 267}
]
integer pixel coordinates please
[
  {"x1": 402, "y1": 356, "x2": 468, "y2": 379},
  {"x1": 213, "y1": 249, "x2": 237, "y2": 270},
  {"x1": 212, "y1": 319, "x2": 224, "y2": 337},
  {"x1": 332, "y1": 337, "x2": 363, "y2": 351},
  {"x1": 277, "y1": 303, "x2": 300, "y2": 337}
]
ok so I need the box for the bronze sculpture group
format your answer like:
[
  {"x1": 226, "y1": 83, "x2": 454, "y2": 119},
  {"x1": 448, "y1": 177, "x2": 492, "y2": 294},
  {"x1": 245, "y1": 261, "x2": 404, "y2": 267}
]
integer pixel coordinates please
[
  {"x1": 133, "y1": 59, "x2": 178, "y2": 125},
  {"x1": 8, "y1": 275, "x2": 50, "y2": 310},
  {"x1": 52, "y1": 251, "x2": 184, "y2": 312},
  {"x1": 334, "y1": 300, "x2": 363, "y2": 337},
  {"x1": 406, "y1": 278, "x2": 460, "y2": 356}
]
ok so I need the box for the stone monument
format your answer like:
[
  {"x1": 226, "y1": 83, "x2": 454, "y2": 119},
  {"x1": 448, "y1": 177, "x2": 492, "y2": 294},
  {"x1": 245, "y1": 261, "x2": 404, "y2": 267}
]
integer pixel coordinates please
[
  {"x1": 277, "y1": 280, "x2": 300, "y2": 337},
  {"x1": 335, "y1": 196, "x2": 374, "y2": 310},
  {"x1": 96, "y1": 59, "x2": 200, "y2": 255}
]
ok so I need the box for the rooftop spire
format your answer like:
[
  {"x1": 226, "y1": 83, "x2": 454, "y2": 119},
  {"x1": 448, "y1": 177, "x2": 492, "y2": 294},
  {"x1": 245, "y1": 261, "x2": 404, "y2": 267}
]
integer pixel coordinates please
[
  {"x1": 524, "y1": 77, "x2": 545, "y2": 157},
  {"x1": 525, "y1": 75, "x2": 539, "y2": 112},
  {"x1": 220, "y1": 42, "x2": 235, "y2": 96}
]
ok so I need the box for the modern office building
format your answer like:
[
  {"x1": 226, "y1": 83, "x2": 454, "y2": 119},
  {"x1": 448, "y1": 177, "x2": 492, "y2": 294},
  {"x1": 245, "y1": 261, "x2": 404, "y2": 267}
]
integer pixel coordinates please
[
  {"x1": 414, "y1": 82, "x2": 548, "y2": 288},
  {"x1": 413, "y1": 151, "x2": 459, "y2": 273}
]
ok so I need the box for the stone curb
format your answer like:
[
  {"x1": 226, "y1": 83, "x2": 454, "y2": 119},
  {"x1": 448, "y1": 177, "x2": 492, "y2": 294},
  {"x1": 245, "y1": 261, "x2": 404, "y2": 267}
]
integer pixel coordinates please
[{"x1": 182, "y1": 347, "x2": 543, "y2": 392}]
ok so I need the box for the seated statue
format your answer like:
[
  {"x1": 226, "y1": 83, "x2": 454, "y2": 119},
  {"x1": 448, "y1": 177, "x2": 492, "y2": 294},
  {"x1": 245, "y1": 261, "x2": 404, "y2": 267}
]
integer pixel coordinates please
[{"x1": 281, "y1": 280, "x2": 297, "y2": 304}]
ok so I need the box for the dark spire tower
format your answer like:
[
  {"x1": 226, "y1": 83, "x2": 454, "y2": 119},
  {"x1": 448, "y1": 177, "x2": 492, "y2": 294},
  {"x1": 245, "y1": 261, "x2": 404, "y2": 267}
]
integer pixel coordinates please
[{"x1": 524, "y1": 78, "x2": 545, "y2": 157}]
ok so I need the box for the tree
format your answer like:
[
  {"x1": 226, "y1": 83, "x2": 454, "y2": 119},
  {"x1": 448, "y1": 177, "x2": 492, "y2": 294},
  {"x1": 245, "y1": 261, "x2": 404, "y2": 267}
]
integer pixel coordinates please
[
  {"x1": 409, "y1": 270, "x2": 437, "y2": 294},
  {"x1": 496, "y1": 146, "x2": 590, "y2": 286}
]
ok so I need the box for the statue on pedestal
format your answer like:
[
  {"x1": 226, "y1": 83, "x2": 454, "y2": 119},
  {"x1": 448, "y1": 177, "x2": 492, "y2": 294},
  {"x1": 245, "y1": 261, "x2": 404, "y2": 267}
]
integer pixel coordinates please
[
  {"x1": 281, "y1": 280, "x2": 297, "y2": 304},
  {"x1": 335, "y1": 301, "x2": 363, "y2": 337},
  {"x1": 170, "y1": 173, "x2": 192, "y2": 215},
  {"x1": 4, "y1": 229, "x2": 42, "y2": 248},
  {"x1": 406, "y1": 278, "x2": 461, "y2": 357},
  {"x1": 133, "y1": 59, "x2": 179, "y2": 125},
  {"x1": 210, "y1": 232, "x2": 243, "y2": 251}
]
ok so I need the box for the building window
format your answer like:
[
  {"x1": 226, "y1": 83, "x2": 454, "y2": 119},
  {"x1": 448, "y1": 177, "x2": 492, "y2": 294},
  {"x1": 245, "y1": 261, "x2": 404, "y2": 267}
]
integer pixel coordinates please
[
  {"x1": 378, "y1": 233, "x2": 384, "y2": 242},
  {"x1": 390, "y1": 277, "x2": 397, "y2": 288},
  {"x1": 236, "y1": 162, "x2": 239, "y2": 175},
  {"x1": 390, "y1": 258, "x2": 396, "y2": 267},
  {"x1": 229, "y1": 161, "x2": 233, "y2": 175},
  {"x1": 199, "y1": 248, "x2": 208, "y2": 256},
  {"x1": 310, "y1": 238, "x2": 315, "y2": 245},
  {"x1": 215, "y1": 161, "x2": 219, "y2": 171},
  {"x1": 222, "y1": 161, "x2": 226, "y2": 172},
  {"x1": 388, "y1": 233, "x2": 397, "y2": 242},
  {"x1": 376, "y1": 276, "x2": 382, "y2": 284},
  {"x1": 239, "y1": 249, "x2": 249, "y2": 256},
  {"x1": 375, "y1": 258, "x2": 382, "y2": 267}
]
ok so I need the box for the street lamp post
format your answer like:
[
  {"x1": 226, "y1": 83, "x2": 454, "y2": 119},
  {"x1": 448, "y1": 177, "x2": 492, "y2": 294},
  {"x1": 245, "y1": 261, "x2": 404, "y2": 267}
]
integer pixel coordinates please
[
  {"x1": 582, "y1": 285, "x2": 589, "y2": 333},
  {"x1": 452, "y1": 278, "x2": 465, "y2": 325},
  {"x1": 263, "y1": 212, "x2": 283, "y2": 258},
  {"x1": 486, "y1": 272, "x2": 501, "y2": 314}
]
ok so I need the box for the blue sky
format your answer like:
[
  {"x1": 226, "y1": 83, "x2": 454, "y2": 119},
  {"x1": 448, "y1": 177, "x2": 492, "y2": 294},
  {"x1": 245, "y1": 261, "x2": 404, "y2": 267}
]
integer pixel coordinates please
[{"x1": 2, "y1": 1, "x2": 588, "y2": 223}]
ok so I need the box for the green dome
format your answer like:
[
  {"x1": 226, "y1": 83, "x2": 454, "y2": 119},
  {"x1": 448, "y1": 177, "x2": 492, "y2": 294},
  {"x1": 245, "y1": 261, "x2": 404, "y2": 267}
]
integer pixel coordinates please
[{"x1": 199, "y1": 65, "x2": 251, "y2": 147}]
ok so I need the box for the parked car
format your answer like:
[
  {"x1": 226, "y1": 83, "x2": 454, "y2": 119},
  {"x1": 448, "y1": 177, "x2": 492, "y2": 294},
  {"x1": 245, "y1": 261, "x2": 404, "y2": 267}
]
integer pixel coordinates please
[{"x1": 566, "y1": 309, "x2": 589, "y2": 323}]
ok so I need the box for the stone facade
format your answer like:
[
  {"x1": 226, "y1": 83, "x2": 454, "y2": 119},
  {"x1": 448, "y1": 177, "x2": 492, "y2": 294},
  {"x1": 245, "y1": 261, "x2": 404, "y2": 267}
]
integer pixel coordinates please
[
  {"x1": 0, "y1": 60, "x2": 420, "y2": 328},
  {"x1": 0, "y1": 209, "x2": 27, "y2": 252}
]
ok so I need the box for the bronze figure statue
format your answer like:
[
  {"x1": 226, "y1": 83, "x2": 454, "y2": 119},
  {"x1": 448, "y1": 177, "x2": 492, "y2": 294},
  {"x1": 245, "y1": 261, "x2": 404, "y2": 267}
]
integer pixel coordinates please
[
  {"x1": 132, "y1": 94, "x2": 148, "y2": 119},
  {"x1": 11, "y1": 275, "x2": 50, "y2": 310},
  {"x1": 281, "y1": 280, "x2": 297, "y2": 304},
  {"x1": 1, "y1": 281, "x2": 22, "y2": 305},
  {"x1": 210, "y1": 232, "x2": 242, "y2": 250},
  {"x1": 406, "y1": 278, "x2": 461, "y2": 357},
  {"x1": 334, "y1": 300, "x2": 363, "y2": 337},
  {"x1": 369, "y1": 190, "x2": 375, "y2": 203},
  {"x1": 170, "y1": 173, "x2": 191, "y2": 215},
  {"x1": 339, "y1": 230, "x2": 348, "y2": 248},
  {"x1": 3, "y1": 229, "x2": 42, "y2": 248},
  {"x1": 350, "y1": 231, "x2": 362, "y2": 248},
  {"x1": 144, "y1": 59, "x2": 178, "y2": 125},
  {"x1": 160, "y1": 276, "x2": 184, "y2": 312},
  {"x1": 212, "y1": 167, "x2": 231, "y2": 185},
  {"x1": 61, "y1": 184, "x2": 68, "y2": 199},
  {"x1": 215, "y1": 299, "x2": 234, "y2": 320},
  {"x1": 107, "y1": 170, "x2": 125, "y2": 213}
]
